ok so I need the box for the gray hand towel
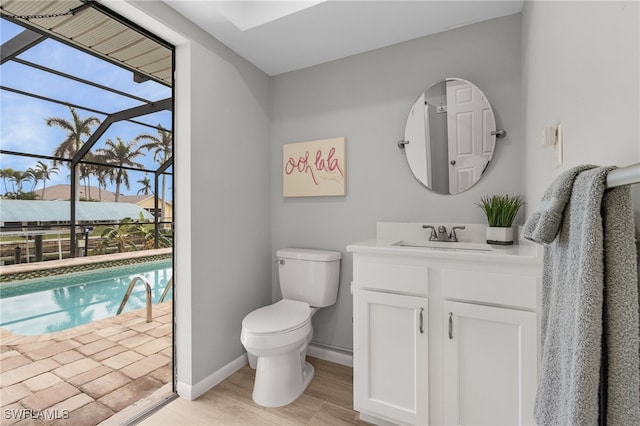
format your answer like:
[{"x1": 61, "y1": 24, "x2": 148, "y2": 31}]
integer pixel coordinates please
[
  {"x1": 523, "y1": 166, "x2": 639, "y2": 426},
  {"x1": 601, "y1": 184, "x2": 640, "y2": 425},
  {"x1": 522, "y1": 165, "x2": 596, "y2": 244}
]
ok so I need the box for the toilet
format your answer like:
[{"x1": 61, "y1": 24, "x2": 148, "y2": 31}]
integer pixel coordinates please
[{"x1": 240, "y1": 247, "x2": 341, "y2": 407}]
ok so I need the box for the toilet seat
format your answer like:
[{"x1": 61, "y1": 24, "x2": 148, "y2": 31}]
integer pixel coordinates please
[{"x1": 242, "y1": 299, "x2": 310, "y2": 335}]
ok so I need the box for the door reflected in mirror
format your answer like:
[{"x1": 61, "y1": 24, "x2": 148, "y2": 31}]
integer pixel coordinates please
[{"x1": 403, "y1": 78, "x2": 503, "y2": 195}]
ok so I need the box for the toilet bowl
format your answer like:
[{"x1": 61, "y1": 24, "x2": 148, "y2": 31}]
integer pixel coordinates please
[
  {"x1": 241, "y1": 299, "x2": 318, "y2": 407},
  {"x1": 240, "y1": 248, "x2": 341, "y2": 407}
]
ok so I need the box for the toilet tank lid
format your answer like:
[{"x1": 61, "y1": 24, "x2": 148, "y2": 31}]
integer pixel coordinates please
[{"x1": 277, "y1": 248, "x2": 341, "y2": 261}]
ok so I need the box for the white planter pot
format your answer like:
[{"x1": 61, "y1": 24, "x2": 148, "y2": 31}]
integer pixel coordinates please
[{"x1": 486, "y1": 226, "x2": 514, "y2": 245}]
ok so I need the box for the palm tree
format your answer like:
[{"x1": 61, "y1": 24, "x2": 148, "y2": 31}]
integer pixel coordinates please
[
  {"x1": 0, "y1": 168, "x2": 15, "y2": 196},
  {"x1": 8, "y1": 170, "x2": 32, "y2": 199},
  {"x1": 137, "y1": 175, "x2": 153, "y2": 195},
  {"x1": 34, "y1": 161, "x2": 58, "y2": 199},
  {"x1": 135, "y1": 125, "x2": 172, "y2": 221},
  {"x1": 94, "y1": 163, "x2": 112, "y2": 202},
  {"x1": 46, "y1": 106, "x2": 101, "y2": 200},
  {"x1": 95, "y1": 137, "x2": 145, "y2": 202},
  {"x1": 26, "y1": 167, "x2": 41, "y2": 193},
  {"x1": 79, "y1": 152, "x2": 98, "y2": 200}
]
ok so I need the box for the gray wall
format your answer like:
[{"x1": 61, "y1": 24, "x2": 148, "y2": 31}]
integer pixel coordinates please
[
  {"x1": 188, "y1": 40, "x2": 271, "y2": 384},
  {"x1": 123, "y1": 1, "x2": 273, "y2": 387},
  {"x1": 117, "y1": 0, "x2": 639, "y2": 390},
  {"x1": 270, "y1": 14, "x2": 523, "y2": 350},
  {"x1": 521, "y1": 1, "x2": 639, "y2": 216}
]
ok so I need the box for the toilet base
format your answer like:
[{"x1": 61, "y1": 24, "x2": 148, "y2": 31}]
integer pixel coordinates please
[{"x1": 252, "y1": 354, "x2": 315, "y2": 407}]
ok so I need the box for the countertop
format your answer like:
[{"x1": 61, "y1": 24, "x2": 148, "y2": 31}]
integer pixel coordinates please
[{"x1": 347, "y1": 238, "x2": 542, "y2": 265}]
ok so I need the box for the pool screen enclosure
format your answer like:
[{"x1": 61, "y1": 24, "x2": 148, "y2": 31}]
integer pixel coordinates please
[{"x1": 0, "y1": 0, "x2": 175, "y2": 258}]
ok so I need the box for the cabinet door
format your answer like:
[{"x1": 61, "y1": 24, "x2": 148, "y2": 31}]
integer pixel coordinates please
[
  {"x1": 354, "y1": 290, "x2": 428, "y2": 425},
  {"x1": 443, "y1": 301, "x2": 537, "y2": 426}
]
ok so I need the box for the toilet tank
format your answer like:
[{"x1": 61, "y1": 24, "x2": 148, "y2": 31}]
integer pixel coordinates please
[{"x1": 277, "y1": 248, "x2": 341, "y2": 307}]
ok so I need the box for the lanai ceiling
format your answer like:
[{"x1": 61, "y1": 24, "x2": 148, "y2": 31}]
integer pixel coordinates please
[{"x1": 0, "y1": 0, "x2": 172, "y2": 86}]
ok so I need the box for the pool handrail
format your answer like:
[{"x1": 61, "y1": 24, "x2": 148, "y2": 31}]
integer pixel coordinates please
[
  {"x1": 117, "y1": 274, "x2": 152, "y2": 322},
  {"x1": 159, "y1": 277, "x2": 173, "y2": 303}
]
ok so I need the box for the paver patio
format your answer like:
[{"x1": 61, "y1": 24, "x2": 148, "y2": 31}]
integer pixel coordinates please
[{"x1": 1, "y1": 302, "x2": 173, "y2": 425}]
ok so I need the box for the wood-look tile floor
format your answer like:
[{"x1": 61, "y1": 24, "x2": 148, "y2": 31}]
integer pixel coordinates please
[{"x1": 139, "y1": 356, "x2": 371, "y2": 425}]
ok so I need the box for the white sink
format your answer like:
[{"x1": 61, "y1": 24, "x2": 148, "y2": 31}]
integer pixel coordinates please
[{"x1": 392, "y1": 240, "x2": 494, "y2": 252}]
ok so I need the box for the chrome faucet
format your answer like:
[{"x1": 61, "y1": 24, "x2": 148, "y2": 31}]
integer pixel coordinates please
[
  {"x1": 422, "y1": 225, "x2": 437, "y2": 240},
  {"x1": 422, "y1": 225, "x2": 466, "y2": 242}
]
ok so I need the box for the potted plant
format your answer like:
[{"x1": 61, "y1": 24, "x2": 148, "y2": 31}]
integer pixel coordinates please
[{"x1": 476, "y1": 195, "x2": 524, "y2": 245}]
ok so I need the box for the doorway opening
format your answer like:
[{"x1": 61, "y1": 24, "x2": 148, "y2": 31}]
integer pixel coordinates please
[{"x1": 0, "y1": 1, "x2": 176, "y2": 423}]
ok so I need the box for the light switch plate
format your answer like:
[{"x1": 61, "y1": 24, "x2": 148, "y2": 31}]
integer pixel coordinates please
[{"x1": 542, "y1": 126, "x2": 556, "y2": 147}]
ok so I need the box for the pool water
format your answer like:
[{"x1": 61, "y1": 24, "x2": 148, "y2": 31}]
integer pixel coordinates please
[{"x1": 0, "y1": 259, "x2": 173, "y2": 336}]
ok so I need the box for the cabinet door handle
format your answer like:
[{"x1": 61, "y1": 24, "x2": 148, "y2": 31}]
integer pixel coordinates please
[
  {"x1": 419, "y1": 307, "x2": 424, "y2": 334},
  {"x1": 448, "y1": 312, "x2": 453, "y2": 339}
]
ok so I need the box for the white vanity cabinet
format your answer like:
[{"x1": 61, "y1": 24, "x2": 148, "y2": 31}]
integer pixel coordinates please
[
  {"x1": 348, "y1": 236, "x2": 541, "y2": 426},
  {"x1": 352, "y1": 259, "x2": 430, "y2": 425},
  {"x1": 442, "y1": 269, "x2": 538, "y2": 426},
  {"x1": 443, "y1": 302, "x2": 537, "y2": 425},
  {"x1": 354, "y1": 290, "x2": 428, "y2": 425}
]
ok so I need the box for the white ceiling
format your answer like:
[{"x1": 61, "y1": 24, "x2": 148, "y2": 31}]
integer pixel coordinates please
[{"x1": 163, "y1": 0, "x2": 524, "y2": 76}]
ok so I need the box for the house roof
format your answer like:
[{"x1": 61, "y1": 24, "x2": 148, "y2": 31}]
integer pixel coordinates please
[
  {"x1": 40, "y1": 184, "x2": 111, "y2": 201},
  {"x1": 0, "y1": 199, "x2": 154, "y2": 223},
  {"x1": 120, "y1": 194, "x2": 153, "y2": 204},
  {"x1": 39, "y1": 184, "x2": 171, "y2": 206}
]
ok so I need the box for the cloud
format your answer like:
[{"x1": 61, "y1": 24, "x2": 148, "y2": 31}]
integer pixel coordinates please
[{"x1": 0, "y1": 92, "x2": 57, "y2": 154}]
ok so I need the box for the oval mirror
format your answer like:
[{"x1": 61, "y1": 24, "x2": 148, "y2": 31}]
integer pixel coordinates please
[{"x1": 402, "y1": 78, "x2": 504, "y2": 195}]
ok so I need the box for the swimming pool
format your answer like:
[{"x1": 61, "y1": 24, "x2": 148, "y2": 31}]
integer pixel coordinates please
[{"x1": 0, "y1": 259, "x2": 172, "y2": 336}]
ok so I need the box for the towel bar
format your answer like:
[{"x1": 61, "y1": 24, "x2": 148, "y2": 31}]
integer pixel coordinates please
[{"x1": 606, "y1": 163, "x2": 640, "y2": 188}]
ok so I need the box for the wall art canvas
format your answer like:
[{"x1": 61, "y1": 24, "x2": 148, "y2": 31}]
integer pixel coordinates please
[{"x1": 283, "y1": 137, "x2": 346, "y2": 197}]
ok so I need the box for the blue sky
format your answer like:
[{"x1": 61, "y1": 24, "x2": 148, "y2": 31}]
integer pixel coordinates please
[{"x1": 0, "y1": 18, "x2": 173, "y2": 199}]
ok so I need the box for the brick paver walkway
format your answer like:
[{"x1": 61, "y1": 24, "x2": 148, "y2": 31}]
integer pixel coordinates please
[{"x1": 1, "y1": 302, "x2": 173, "y2": 425}]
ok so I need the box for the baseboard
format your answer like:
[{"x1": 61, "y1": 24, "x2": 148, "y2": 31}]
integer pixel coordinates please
[
  {"x1": 175, "y1": 344, "x2": 352, "y2": 401},
  {"x1": 176, "y1": 353, "x2": 248, "y2": 401},
  {"x1": 307, "y1": 343, "x2": 353, "y2": 367},
  {"x1": 359, "y1": 412, "x2": 399, "y2": 426}
]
